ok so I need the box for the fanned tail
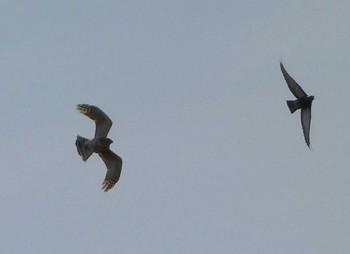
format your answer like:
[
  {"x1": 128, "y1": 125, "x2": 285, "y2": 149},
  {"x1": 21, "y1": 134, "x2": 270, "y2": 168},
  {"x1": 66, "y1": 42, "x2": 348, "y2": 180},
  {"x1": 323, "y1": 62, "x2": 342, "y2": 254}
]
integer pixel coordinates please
[{"x1": 75, "y1": 135, "x2": 93, "y2": 162}]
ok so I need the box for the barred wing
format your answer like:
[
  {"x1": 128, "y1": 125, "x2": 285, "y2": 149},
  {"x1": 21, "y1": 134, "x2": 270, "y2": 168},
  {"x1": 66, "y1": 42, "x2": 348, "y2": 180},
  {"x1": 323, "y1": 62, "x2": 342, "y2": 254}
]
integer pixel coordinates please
[
  {"x1": 77, "y1": 104, "x2": 113, "y2": 138},
  {"x1": 99, "y1": 150, "x2": 123, "y2": 192}
]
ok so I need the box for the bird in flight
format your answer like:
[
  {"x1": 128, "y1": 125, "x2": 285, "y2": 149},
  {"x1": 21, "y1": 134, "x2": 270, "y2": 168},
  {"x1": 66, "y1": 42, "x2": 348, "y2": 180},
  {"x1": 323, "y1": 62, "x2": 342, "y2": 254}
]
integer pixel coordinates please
[
  {"x1": 75, "y1": 104, "x2": 122, "y2": 192},
  {"x1": 280, "y1": 62, "x2": 314, "y2": 147}
]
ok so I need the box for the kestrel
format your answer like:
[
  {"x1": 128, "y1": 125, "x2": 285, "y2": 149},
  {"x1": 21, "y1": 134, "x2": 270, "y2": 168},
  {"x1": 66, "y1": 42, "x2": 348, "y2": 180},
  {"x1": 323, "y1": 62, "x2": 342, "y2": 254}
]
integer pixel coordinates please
[
  {"x1": 280, "y1": 62, "x2": 314, "y2": 147},
  {"x1": 75, "y1": 104, "x2": 122, "y2": 192}
]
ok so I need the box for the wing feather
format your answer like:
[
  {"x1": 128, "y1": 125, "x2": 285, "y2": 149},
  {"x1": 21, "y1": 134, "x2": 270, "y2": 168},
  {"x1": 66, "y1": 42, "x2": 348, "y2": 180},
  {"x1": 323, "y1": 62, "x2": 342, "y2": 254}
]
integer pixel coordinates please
[
  {"x1": 99, "y1": 150, "x2": 123, "y2": 192},
  {"x1": 77, "y1": 104, "x2": 113, "y2": 138},
  {"x1": 301, "y1": 106, "x2": 311, "y2": 147},
  {"x1": 280, "y1": 62, "x2": 308, "y2": 98}
]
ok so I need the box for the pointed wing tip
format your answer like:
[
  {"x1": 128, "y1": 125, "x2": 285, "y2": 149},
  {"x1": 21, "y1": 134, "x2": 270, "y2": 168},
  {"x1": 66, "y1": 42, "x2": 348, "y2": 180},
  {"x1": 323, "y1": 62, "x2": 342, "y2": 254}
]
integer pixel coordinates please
[
  {"x1": 304, "y1": 135, "x2": 311, "y2": 148},
  {"x1": 279, "y1": 61, "x2": 285, "y2": 69},
  {"x1": 280, "y1": 62, "x2": 287, "y2": 76}
]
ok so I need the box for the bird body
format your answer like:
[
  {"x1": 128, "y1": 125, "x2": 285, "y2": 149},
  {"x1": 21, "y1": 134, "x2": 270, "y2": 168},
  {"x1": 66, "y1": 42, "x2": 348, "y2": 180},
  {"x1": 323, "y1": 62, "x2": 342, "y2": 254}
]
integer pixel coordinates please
[
  {"x1": 280, "y1": 62, "x2": 314, "y2": 147},
  {"x1": 286, "y1": 96, "x2": 314, "y2": 114},
  {"x1": 76, "y1": 104, "x2": 122, "y2": 192}
]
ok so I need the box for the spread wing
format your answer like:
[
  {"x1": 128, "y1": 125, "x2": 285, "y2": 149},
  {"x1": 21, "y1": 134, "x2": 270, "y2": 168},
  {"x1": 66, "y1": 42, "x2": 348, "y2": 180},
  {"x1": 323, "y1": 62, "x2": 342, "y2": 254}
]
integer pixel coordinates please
[
  {"x1": 99, "y1": 150, "x2": 123, "y2": 192},
  {"x1": 77, "y1": 104, "x2": 113, "y2": 138},
  {"x1": 280, "y1": 62, "x2": 308, "y2": 98},
  {"x1": 301, "y1": 106, "x2": 311, "y2": 147}
]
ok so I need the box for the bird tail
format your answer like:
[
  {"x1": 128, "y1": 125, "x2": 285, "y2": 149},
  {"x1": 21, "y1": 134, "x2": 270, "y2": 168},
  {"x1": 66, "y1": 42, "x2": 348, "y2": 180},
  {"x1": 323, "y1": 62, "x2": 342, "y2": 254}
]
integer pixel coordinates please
[
  {"x1": 286, "y1": 100, "x2": 298, "y2": 114},
  {"x1": 75, "y1": 135, "x2": 93, "y2": 162}
]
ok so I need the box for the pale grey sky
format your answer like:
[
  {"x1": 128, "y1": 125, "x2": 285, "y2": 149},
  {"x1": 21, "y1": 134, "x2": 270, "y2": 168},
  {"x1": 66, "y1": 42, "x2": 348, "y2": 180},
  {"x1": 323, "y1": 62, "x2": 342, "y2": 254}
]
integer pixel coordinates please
[{"x1": 1, "y1": 1, "x2": 350, "y2": 253}]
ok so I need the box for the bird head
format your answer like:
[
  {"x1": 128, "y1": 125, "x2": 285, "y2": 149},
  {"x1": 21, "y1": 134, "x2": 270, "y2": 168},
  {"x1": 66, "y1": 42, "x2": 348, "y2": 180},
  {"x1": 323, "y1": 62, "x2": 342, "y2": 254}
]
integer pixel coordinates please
[{"x1": 100, "y1": 137, "x2": 113, "y2": 146}]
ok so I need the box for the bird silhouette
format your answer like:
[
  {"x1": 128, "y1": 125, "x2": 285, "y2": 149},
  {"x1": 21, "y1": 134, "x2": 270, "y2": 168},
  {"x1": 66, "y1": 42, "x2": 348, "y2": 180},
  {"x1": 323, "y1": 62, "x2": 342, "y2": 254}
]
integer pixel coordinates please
[
  {"x1": 280, "y1": 62, "x2": 314, "y2": 147},
  {"x1": 76, "y1": 104, "x2": 122, "y2": 192}
]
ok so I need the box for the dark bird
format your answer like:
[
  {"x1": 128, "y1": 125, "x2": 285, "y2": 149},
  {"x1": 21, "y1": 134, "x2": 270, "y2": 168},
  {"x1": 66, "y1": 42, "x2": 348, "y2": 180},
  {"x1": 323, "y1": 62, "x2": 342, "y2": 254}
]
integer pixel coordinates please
[
  {"x1": 75, "y1": 104, "x2": 122, "y2": 192},
  {"x1": 280, "y1": 62, "x2": 314, "y2": 147}
]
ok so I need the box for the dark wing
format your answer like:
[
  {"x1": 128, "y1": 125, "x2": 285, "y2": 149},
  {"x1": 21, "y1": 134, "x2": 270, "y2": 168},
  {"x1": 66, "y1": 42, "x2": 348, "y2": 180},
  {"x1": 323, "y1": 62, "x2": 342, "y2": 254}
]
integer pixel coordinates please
[
  {"x1": 300, "y1": 106, "x2": 311, "y2": 147},
  {"x1": 99, "y1": 150, "x2": 123, "y2": 192},
  {"x1": 77, "y1": 104, "x2": 113, "y2": 138},
  {"x1": 280, "y1": 62, "x2": 308, "y2": 98}
]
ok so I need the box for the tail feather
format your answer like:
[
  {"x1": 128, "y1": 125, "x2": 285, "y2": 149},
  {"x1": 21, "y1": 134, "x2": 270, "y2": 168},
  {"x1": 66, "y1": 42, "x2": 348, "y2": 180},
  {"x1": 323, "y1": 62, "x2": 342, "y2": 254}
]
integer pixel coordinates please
[
  {"x1": 76, "y1": 135, "x2": 93, "y2": 162},
  {"x1": 286, "y1": 100, "x2": 298, "y2": 114}
]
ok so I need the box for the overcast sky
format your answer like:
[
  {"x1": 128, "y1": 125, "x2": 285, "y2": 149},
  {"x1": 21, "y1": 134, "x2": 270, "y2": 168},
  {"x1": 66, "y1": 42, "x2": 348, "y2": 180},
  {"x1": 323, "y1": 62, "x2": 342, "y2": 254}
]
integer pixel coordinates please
[{"x1": 1, "y1": 1, "x2": 350, "y2": 253}]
